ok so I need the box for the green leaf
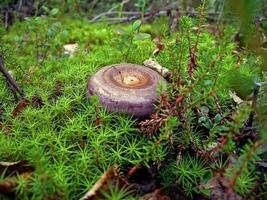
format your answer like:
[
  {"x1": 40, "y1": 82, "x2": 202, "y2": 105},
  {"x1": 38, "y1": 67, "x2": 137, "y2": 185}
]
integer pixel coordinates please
[
  {"x1": 24, "y1": 17, "x2": 31, "y2": 21},
  {"x1": 133, "y1": 33, "x2": 151, "y2": 40},
  {"x1": 214, "y1": 114, "x2": 222, "y2": 124},
  {"x1": 61, "y1": 30, "x2": 69, "y2": 38},
  {"x1": 34, "y1": 17, "x2": 42, "y2": 21},
  {"x1": 115, "y1": 28, "x2": 126, "y2": 35},
  {"x1": 198, "y1": 116, "x2": 211, "y2": 129},
  {"x1": 204, "y1": 79, "x2": 212, "y2": 86},
  {"x1": 47, "y1": 28, "x2": 55, "y2": 37},
  {"x1": 41, "y1": 6, "x2": 50, "y2": 14},
  {"x1": 202, "y1": 170, "x2": 212, "y2": 183},
  {"x1": 51, "y1": 22, "x2": 62, "y2": 29},
  {"x1": 50, "y1": 8, "x2": 59, "y2": 16},
  {"x1": 200, "y1": 106, "x2": 209, "y2": 114},
  {"x1": 132, "y1": 20, "x2": 141, "y2": 31}
]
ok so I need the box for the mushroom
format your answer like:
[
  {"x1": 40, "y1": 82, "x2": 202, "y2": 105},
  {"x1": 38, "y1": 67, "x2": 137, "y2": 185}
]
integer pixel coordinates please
[{"x1": 87, "y1": 63, "x2": 166, "y2": 117}]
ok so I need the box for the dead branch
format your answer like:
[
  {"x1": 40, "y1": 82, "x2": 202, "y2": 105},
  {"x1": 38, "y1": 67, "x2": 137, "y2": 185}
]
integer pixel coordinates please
[
  {"x1": 90, "y1": 11, "x2": 141, "y2": 22},
  {"x1": 0, "y1": 55, "x2": 24, "y2": 98},
  {"x1": 89, "y1": 0, "x2": 226, "y2": 24}
]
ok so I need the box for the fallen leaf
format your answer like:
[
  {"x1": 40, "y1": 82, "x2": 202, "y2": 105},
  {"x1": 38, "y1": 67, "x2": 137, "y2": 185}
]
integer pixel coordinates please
[
  {"x1": 12, "y1": 99, "x2": 30, "y2": 117},
  {"x1": 63, "y1": 44, "x2": 78, "y2": 57},
  {"x1": 152, "y1": 36, "x2": 164, "y2": 55},
  {"x1": 0, "y1": 160, "x2": 24, "y2": 168},
  {"x1": 175, "y1": 94, "x2": 184, "y2": 105},
  {"x1": 229, "y1": 91, "x2": 244, "y2": 104},
  {"x1": 0, "y1": 160, "x2": 34, "y2": 175},
  {"x1": 143, "y1": 59, "x2": 171, "y2": 79},
  {"x1": 80, "y1": 166, "x2": 130, "y2": 200},
  {"x1": 200, "y1": 173, "x2": 243, "y2": 200}
]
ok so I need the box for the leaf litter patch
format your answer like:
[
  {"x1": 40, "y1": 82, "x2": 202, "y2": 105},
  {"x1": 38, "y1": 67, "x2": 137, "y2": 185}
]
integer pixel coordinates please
[
  {"x1": 0, "y1": 160, "x2": 34, "y2": 196},
  {"x1": 80, "y1": 165, "x2": 172, "y2": 200}
]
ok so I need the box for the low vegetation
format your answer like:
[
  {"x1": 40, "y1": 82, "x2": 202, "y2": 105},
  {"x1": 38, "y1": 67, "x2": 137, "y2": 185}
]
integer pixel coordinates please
[{"x1": 0, "y1": 1, "x2": 266, "y2": 199}]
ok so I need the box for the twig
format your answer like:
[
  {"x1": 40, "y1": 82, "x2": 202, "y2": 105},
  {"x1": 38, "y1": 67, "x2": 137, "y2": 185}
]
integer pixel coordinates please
[
  {"x1": 4, "y1": 10, "x2": 9, "y2": 29},
  {"x1": 0, "y1": 55, "x2": 24, "y2": 98},
  {"x1": 17, "y1": 0, "x2": 23, "y2": 12},
  {"x1": 111, "y1": 10, "x2": 167, "y2": 24},
  {"x1": 247, "y1": 81, "x2": 267, "y2": 127},
  {"x1": 35, "y1": 32, "x2": 39, "y2": 66},
  {"x1": 170, "y1": 8, "x2": 180, "y2": 33},
  {"x1": 90, "y1": 11, "x2": 141, "y2": 22}
]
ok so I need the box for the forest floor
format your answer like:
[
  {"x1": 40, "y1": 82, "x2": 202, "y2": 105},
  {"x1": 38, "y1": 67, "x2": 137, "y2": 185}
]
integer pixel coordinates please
[{"x1": 0, "y1": 13, "x2": 266, "y2": 200}]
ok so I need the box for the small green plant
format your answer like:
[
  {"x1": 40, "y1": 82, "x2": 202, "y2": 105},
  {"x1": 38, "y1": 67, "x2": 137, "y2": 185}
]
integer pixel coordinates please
[
  {"x1": 225, "y1": 140, "x2": 262, "y2": 196},
  {"x1": 24, "y1": 7, "x2": 67, "y2": 66},
  {"x1": 159, "y1": 155, "x2": 208, "y2": 197},
  {"x1": 134, "y1": 0, "x2": 148, "y2": 19},
  {"x1": 114, "y1": 20, "x2": 151, "y2": 62},
  {"x1": 234, "y1": 171, "x2": 257, "y2": 196},
  {"x1": 175, "y1": 155, "x2": 208, "y2": 197}
]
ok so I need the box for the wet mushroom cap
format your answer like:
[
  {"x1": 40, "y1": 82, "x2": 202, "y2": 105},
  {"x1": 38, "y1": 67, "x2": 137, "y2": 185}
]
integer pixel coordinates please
[{"x1": 87, "y1": 63, "x2": 166, "y2": 117}]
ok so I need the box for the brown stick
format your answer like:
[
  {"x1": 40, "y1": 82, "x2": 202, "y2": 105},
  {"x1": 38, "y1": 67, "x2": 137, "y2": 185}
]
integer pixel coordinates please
[{"x1": 0, "y1": 55, "x2": 24, "y2": 97}]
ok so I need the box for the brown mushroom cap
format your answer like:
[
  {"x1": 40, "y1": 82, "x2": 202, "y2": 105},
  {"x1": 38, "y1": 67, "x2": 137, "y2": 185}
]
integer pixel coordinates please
[{"x1": 87, "y1": 63, "x2": 166, "y2": 117}]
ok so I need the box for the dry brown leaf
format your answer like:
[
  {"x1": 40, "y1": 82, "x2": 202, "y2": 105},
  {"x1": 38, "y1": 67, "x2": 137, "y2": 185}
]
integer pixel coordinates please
[
  {"x1": 199, "y1": 173, "x2": 243, "y2": 200},
  {"x1": 80, "y1": 166, "x2": 130, "y2": 200},
  {"x1": 0, "y1": 160, "x2": 34, "y2": 175},
  {"x1": 0, "y1": 160, "x2": 34, "y2": 195},
  {"x1": 152, "y1": 36, "x2": 164, "y2": 56},
  {"x1": 12, "y1": 99, "x2": 30, "y2": 117}
]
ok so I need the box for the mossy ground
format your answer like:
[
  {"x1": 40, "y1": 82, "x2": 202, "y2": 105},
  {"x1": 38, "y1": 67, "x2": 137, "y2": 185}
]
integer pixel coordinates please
[
  {"x1": 0, "y1": 17, "x2": 169, "y2": 200},
  {"x1": 0, "y1": 15, "x2": 264, "y2": 199}
]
